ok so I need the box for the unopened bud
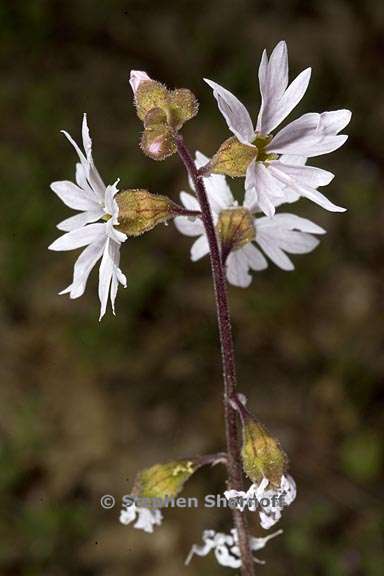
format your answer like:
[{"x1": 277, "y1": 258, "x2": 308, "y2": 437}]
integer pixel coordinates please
[
  {"x1": 116, "y1": 189, "x2": 178, "y2": 236},
  {"x1": 217, "y1": 208, "x2": 255, "y2": 257},
  {"x1": 130, "y1": 70, "x2": 152, "y2": 95},
  {"x1": 166, "y1": 88, "x2": 199, "y2": 129},
  {"x1": 235, "y1": 401, "x2": 287, "y2": 487},
  {"x1": 140, "y1": 124, "x2": 177, "y2": 161},
  {"x1": 130, "y1": 70, "x2": 199, "y2": 136}
]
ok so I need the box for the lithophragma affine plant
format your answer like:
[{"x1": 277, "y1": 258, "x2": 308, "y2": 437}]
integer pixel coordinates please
[{"x1": 49, "y1": 41, "x2": 351, "y2": 574}]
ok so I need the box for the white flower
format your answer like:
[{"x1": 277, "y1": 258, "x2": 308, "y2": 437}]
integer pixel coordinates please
[
  {"x1": 120, "y1": 503, "x2": 162, "y2": 534},
  {"x1": 129, "y1": 70, "x2": 151, "y2": 95},
  {"x1": 49, "y1": 114, "x2": 127, "y2": 320},
  {"x1": 205, "y1": 40, "x2": 351, "y2": 216},
  {"x1": 175, "y1": 151, "x2": 325, "y2": 287},
  {"x1": 186, "y1": 527, "x2": 282, "y2": 568},
  {"x1": 225, "y1": 474, "x2": 297, "y2": 530}
]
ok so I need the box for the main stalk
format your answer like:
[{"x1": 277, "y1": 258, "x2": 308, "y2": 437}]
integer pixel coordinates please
[{"x1": 175, "y1": 134, "x2": 256, "y2": 576}]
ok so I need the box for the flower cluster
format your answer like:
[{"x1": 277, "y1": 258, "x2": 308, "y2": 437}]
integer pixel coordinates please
[{"x1": 49, "y1": 41, "x2": 350, "y2": 315}]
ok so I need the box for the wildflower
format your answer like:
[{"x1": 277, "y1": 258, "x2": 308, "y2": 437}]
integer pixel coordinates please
[
  {"x1": 49, "y1": 114, "x2": 127, "y2": 320},
  {"x1": 175, "y1": 151, "x2": 325, "y2": 287},
  {"x1": 120, "y1": 502, "x2": 162, "y2": 534},
  {"x1": 205, "y1": 40, "x2": 351, "y2": 216},
  {"x1": 225, "y1": 474, "x2": 297, "y2": 530},
  {"x1": 186, "y1": 527, "x2": 282, "y2": 568}
]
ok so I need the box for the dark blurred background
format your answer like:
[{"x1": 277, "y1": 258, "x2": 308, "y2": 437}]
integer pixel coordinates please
[{"x1": 1, "y1": 1, "x2": 383, "y2": 574}]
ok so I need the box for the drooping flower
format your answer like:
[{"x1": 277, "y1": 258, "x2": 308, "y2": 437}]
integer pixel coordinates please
[
  {"x1": 186, "y1": 527, "x2": 282, "y2": 568},
  {"x1": 205, "y1": 40, "x2": 351, "y2": 216},
  {"x1": 49, "y1": 114, "x2": 127, "y2": 320},
  {"x1": 175, "y1": 151, "x2": 325, "y2": 287},
  {"x1": 120, "y1": 503, "x2": 162, "y2": 534},
  {"x1": 225, "y1": 474, "x2": 297, "y2": 530}
]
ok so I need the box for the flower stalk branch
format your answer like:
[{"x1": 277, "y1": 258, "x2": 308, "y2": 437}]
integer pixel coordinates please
[{"x1": 174, "y1": 132, "x2": 256, "y2": 576}]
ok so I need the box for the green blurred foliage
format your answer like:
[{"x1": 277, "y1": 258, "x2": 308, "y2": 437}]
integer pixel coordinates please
[{"x1": 0, "y1": 0, "x2": 383, "y2": 575}]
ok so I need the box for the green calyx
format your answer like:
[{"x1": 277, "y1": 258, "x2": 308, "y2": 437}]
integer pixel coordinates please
[
  {"x1": 115, "y1": 189, "x2": 177, "y2": 236},
  {"x1": 132, "y1": 460, "x2": 199, "y2": 499},
  {"x1": 241, "y1": 417, "x2": 288, "y2": 488},
  {"x1": 208, "y1": 134, "x2": 278, "y2": 178},
  {"x1": 217, "y1": 208, "x2": 256, "y2": 254}
]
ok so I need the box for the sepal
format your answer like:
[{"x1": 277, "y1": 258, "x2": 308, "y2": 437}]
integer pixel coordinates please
[
  {"x1": 131, "y1": 454, "x2": 223, "y2": 500},
  {"x1": 116, "y1": 189, "x2": 178, "y2": 235},
  {"x1": 208, "y1": 136, "x2": 256, "y2": 177},
  {"x1": 217, "y1": 208, "x2": 256, "y2": 259},
  {"x1": 232, "y1": 395, "x2": 287, "y2": 488}
]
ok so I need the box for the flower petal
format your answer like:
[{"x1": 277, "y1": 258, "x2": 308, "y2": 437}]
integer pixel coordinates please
[
  {"x1": 245, "y1": 161, "x2": 285, "y2": 216},
  {"x1": 260, "y1": 68, "x2": 311, "y2": 133},
  {"x1": 57, "y1": 208, "x2": 104, "y2": 232},
  {"x1": 215, "y1": 545, "x2": 241, "y2": 568},
  {"x1": 59, "y1": 238, "x2": 105, "y2": 298},
  {"x1": 191, "y1": 235, "x2": 209, "y2": 261},
  {"x1": 61, "y1": 115, "x2": 105, "y2": 202},
  {"x1": 257, "y1": 40, "x2": 311, "y2": 133},
  {"x1": 268, "y1": 112, "x2": 350, "y2": 156},
  {"x1": 298, "y1": 185, "x2": 347, "y2": 212},
  {"x1": 51, "y1": 181, "x2": 99, "y2": 211},
  {"x1": 98, "y1": 240, "x2": 114, "y2": 320},
  {"x1": 180, "y1": 191, "x2": 200, "y2": 212},
  {"x1": 108, "y1": 240, "x2": 127, "y2": 315},
  {"x1": 256, "y1": 213, "x2": 324, "y2": 268},
  {"x1": 269, "y1": 164, "x2": 346, "y2": 212},
  {"x1": 204, "y1": 78, "x2": 255, "y2": 145},
  {"x1": 174, "y1": 215, "x2": 204, "y2": 237},
  {"x1": 256, "y1": 234, "x2": 295, "y2": 270},
  {"x1": 98, "y1": 238, "x2": 126, "y2": 320},
  {"x1": 241, "y1": 243, "x2": 268, "y2": 271},
  {"x1": 81, "y1": 113, "x2": 106, "y2": 195},
  {"x1": 270, "y1": 160, "x2": 334, "y2": 187},
  {"x1": 49, "y1": 222, "x2": 106, "y2": 251},
  {"x1": 269, "y1": 213, "x2": 326, "y2": 234},
  {"x1": 274, "y1": 230, "x2": 320, "y2": 254},
  {"x1": 318, "y1": 109, "x2": 352, "y2": 135},
  {"x1": 226, "y1": 250, "x2": 252, "y2": 287}
]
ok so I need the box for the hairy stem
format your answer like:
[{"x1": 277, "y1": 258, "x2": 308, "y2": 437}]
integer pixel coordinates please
[{"x1": 175, "y1": 134, "x2": 256, "y2": 576}]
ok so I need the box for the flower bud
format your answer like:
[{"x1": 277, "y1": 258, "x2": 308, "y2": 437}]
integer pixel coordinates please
[
  {"x1": 129, "y1": 70, "x2": 152, "y2": 94},
  {"x1": 132, "y1": 459, "x2": 200, "y2": 499},
  {"x1": 217, "y1": 208, "x2": 256, "y2": 257},
  {"x1": 140, "y1": 124, "x2": 177, "y2": 161},
  {"x1": 116, "y1": 189, "x2": 178, "y2": 236},
  {"x1": 234, "y1": 399, "x2": 287, "y2": 488},
  {"x1": 135, "y1": 80, "x2": 169, "y2": 122},
  {"x1": 130, "y1": 69, "x2": 199, "y2": 144}
]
